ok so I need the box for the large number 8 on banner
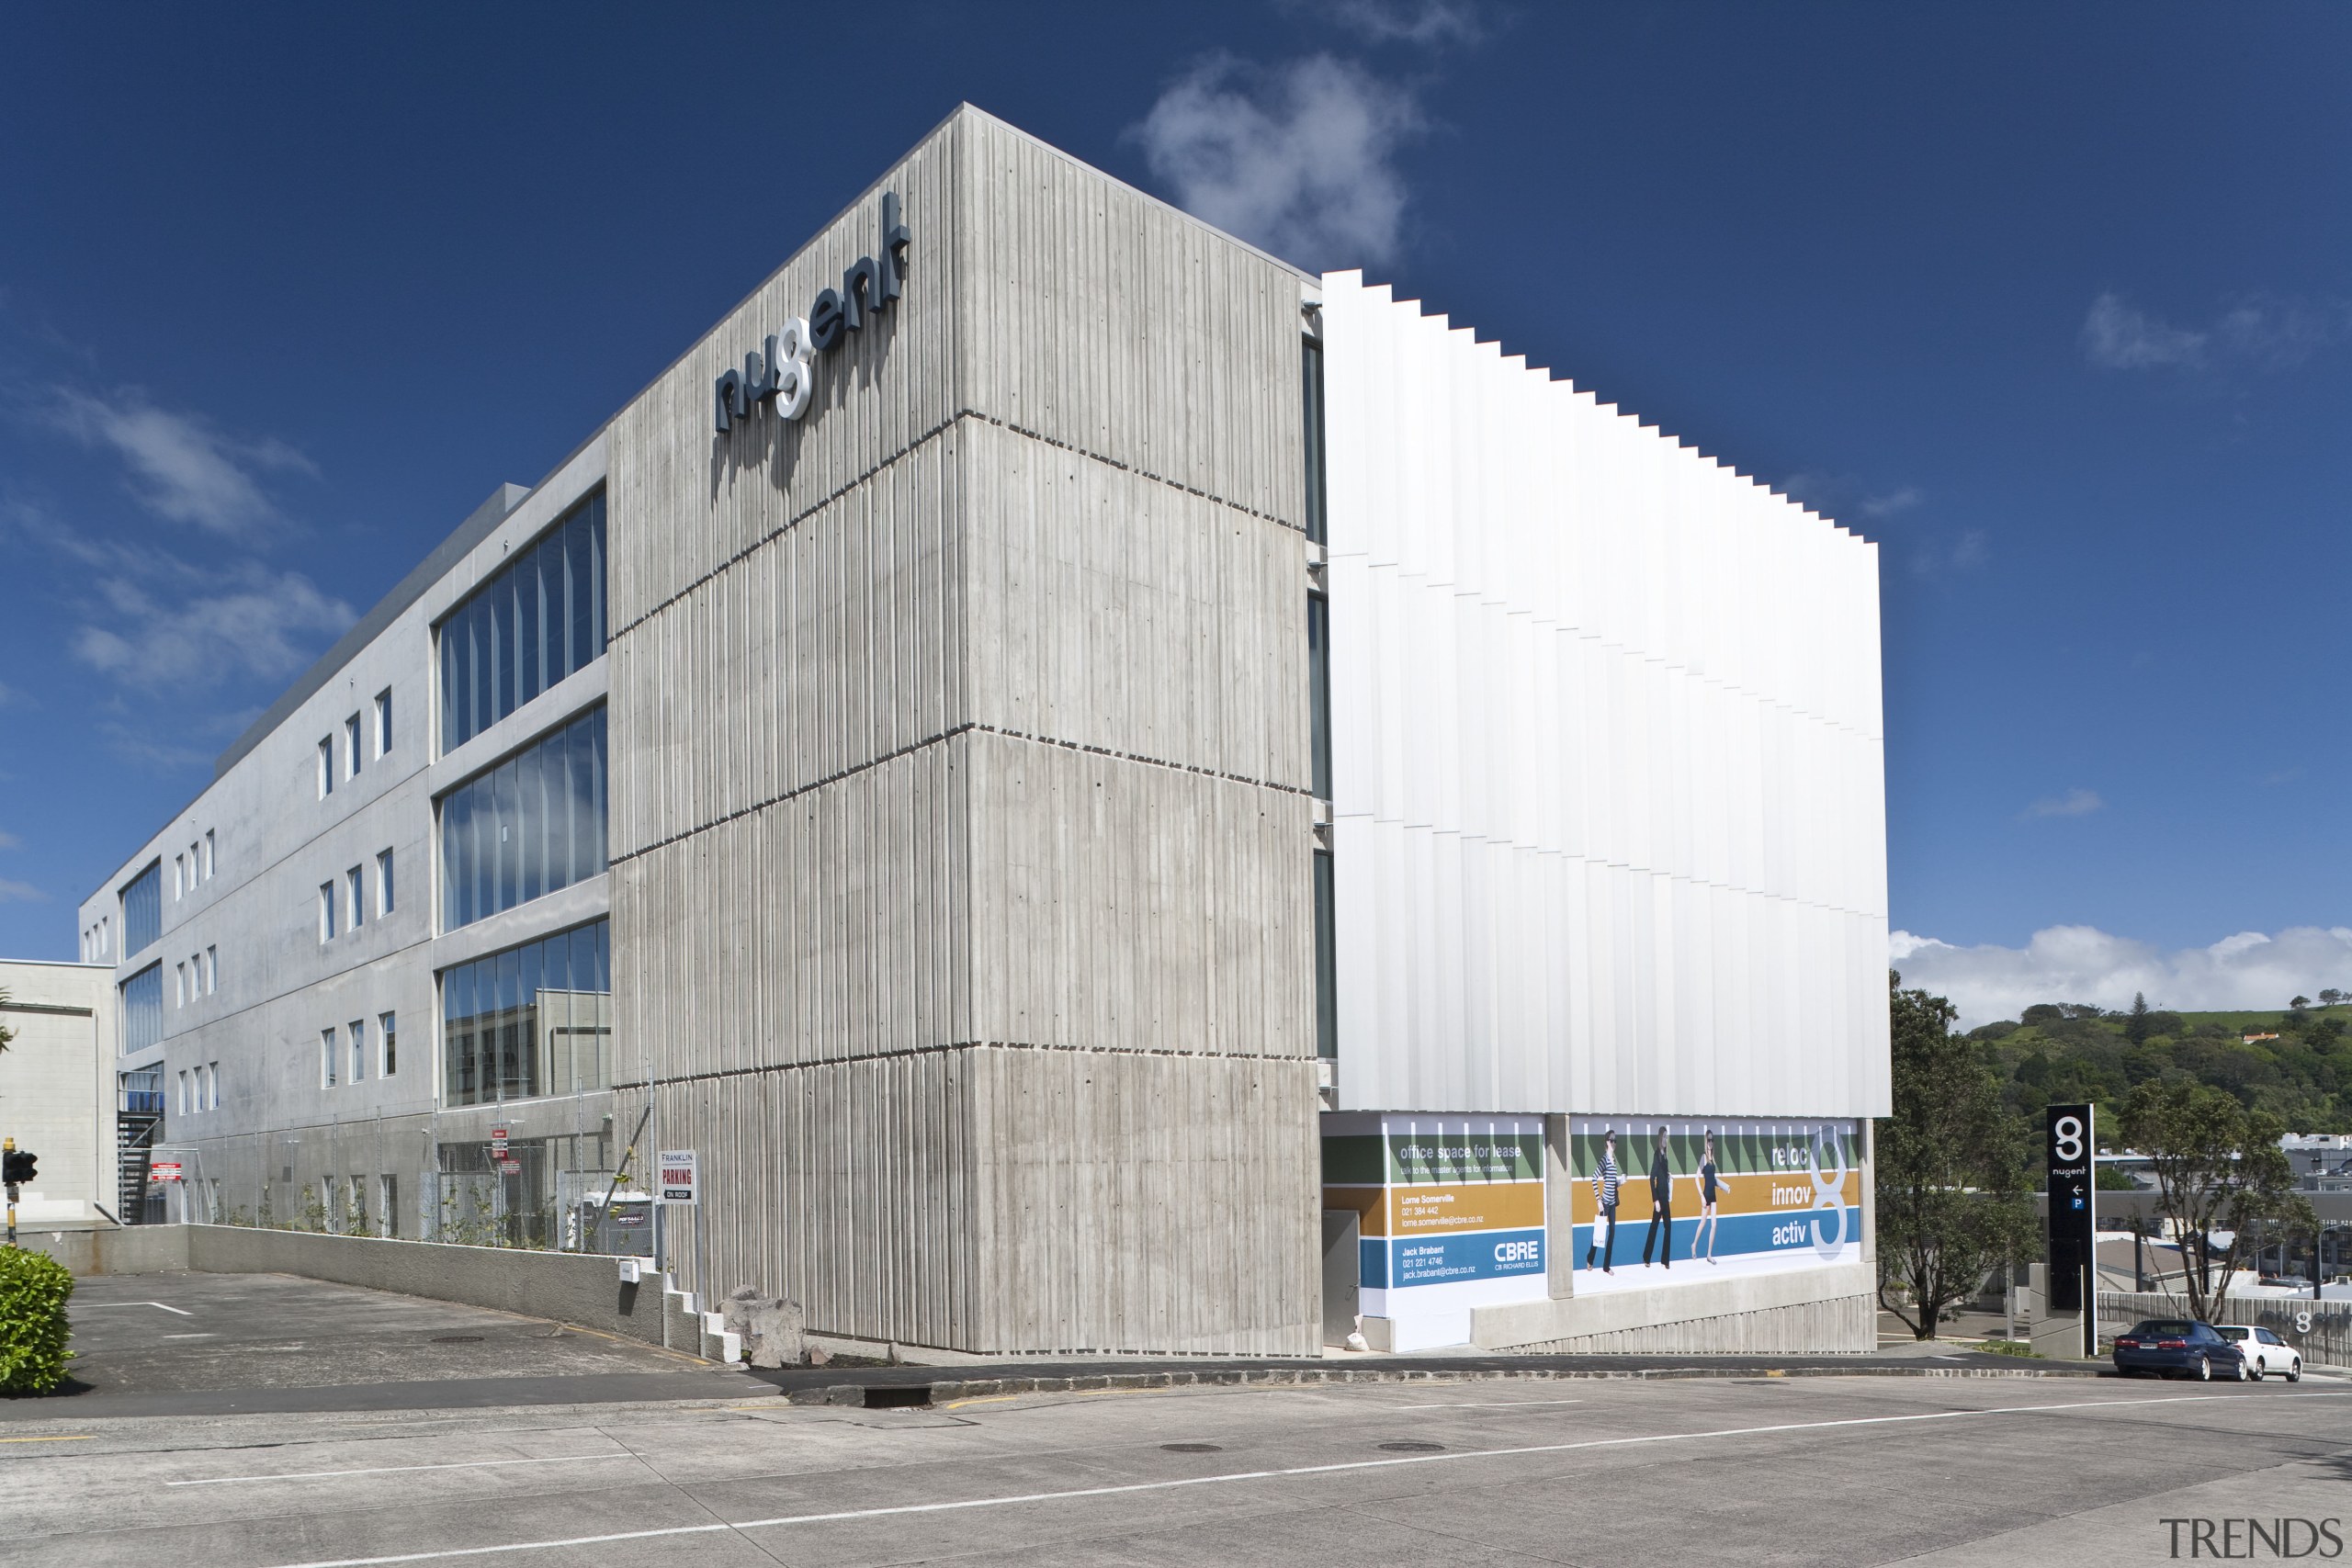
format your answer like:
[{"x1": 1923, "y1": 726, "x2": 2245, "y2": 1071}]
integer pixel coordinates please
[{"x1": 1810, "y1": 1127, "x2": 1849, "y2": 1260}]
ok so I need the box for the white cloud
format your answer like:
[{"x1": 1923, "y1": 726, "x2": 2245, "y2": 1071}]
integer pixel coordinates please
[
  {"x1": 1860, "y1": 486, "x2": 1923, "y2": 520},
  {"x1": 1131, "y1": 53, "x2": 1424, "y2": 270},
  {"x1": 2022, "y1": 787, "x2": 2103, "y2": 819},
  {"x1": 2081, "y1": 292, "x2": 2207, "y2": 369},
  {"x1": 0, "y1": 829, "x2": 20, "y2": 851},
  {"x1": 1892, "y1": 925, "x2": 2352, "y2": 1030},
  {"x1": 1294, "y1": 0, "x2": 1489, "y2": 45},
  {"x1": 2081, "y1": 290, "x2": 2352, "y2": 374},
  {"x1": 0, "y1": 877, "x2": 46, "y2": 905},
  {"x1": 70, "y1": 558, "x2": 353, "y2": 694},
  {"x1": 43, "y1": 388, "x2": 314, "y2": 536}
]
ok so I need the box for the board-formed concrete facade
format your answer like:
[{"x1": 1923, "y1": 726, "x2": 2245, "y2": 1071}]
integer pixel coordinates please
[{"x1": 76, "y1": 105, "x2": 1887, "y2": 1359}]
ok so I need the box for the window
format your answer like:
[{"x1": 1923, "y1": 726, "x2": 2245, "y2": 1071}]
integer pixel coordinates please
[
  {"x1": 1314, "y1": 848, "x2": 1338, "y2": 1058},
  {"x1": 345, "y1": 714, "x2": 363, "y2": 779},
  {"x1": 379, "y1": 1174, "x2": 399, "y2": 1238},
  {"x1": 319, "y1": 736, "x2": 334, "y2": 798},
  {"x1": 378, "y1": 849, "x2": 396, "y2": 916},
  {"x1": 1302, "y1": 333, "x2": 1329, "y2": 547},
  {"x1": 347, "y1": 865, "x2": 365, "y2": 931},
  {"x1": 120, "y1": 1066, "x2": 162, "y2": 1114},
  {"x1": 101, "y1": 916, "x2": 110, "y2": 959},
  {"x1": 175, "y1": 962, "x2": 187, "y2": 1009},
  {"x1": 376, "y1": 689, "x2": 393, "y2": 757},
  {"x1": 438, "y1": 706, "x2": 608, "y2": 931},
  {"x1": 441, "y1": 919, "x2": 611, "y2": 1107},
  {"x1": 208, "y1": 1061, "x2": 220, "y2": 1110},
  {"x1": 173, "y1": 853, "x2": 186, "y2": 899},
  {"x1": 1307, "y1": 592, "x2": 1331, "y2": 801},
  {"x1": 177, "y1": 1069, "x2": 189, "y2": 1114},
  {"x1": 203, "y1": 829, "x2": 215, "y2": 880},
  {"x1": 379, "y1": 1010, "x2": 398, "y2": 1077},
  {"x1": 349, "y1": 1019, "x2": 367, "y2": 1084},
  {"x1": 320, "y1": 883, "x2": 337, "y2": 942},
  {"x1": 322, "y1": 1028, "x2": 338, "y2": 1088},
  {"x1": 121, "y1": 861, "x2": 161, "y2": 956},
  {"x1": 188, "y1": 841, "x2": 200, "y2": 887},
  {"x1": 120, "y1": 963, "x2": 162, "y2": 1055},
  {"x1": 349, "y1": 1175, "x2": 368, "y2": 1235},
  {"x1": 206, "y1": 945, "x2": 218, "y2": 995},
  {"x1": 437, "y1": 490, "x2": 607, "y2": 753}
]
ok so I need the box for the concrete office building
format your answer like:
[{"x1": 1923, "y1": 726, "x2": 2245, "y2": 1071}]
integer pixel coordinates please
[
  {"x1": 80, "y1": 106, "x2": 1888, "y2": 1357},
  {"x1": 0, "y1": 959, "x2": 116, "y2": 1225}
]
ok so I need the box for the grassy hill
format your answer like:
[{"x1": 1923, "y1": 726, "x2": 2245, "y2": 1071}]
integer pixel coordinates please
[{"x1": 1966, "y1": 1000, "x2": 2352, "y2": 1134}]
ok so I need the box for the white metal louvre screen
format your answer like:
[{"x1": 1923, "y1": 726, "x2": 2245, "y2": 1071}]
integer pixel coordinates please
[{"x1": 1318, "y1": 270, "x2": 1890, "y2": 1119}]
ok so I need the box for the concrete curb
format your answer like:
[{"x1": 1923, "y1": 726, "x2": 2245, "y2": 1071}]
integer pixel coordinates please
[{"x1": 784, "y1": 1361, "x2": 2107, "y2": 1407}]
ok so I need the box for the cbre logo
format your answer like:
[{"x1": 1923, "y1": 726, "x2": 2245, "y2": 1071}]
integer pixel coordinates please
[{"x1": 715, "y1": 191, "x2": 910, "y2": 434}]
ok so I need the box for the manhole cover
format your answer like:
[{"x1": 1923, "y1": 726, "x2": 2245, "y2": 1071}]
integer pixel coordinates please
[
  {"x1": 1378, "y1": 1440, "x2": 1443, "y2": 1452},
  {"x1": 431, "y1": 1335, "x2": 484, "y2": 1343},
  {"x1": 1161, "y1": 1442, "x2": 1223, "y2": 1453}
]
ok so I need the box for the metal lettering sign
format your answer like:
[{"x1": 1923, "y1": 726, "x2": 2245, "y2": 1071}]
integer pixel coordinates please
[
  {"x1": 659, "y1": 1149, "x2": 698, "y2": 1206},
  {"x1": 2046, "y1": 1103, "x2": 2097, "y2": 1336},
  {"x1": 497, "y1": 1159, "x2": 522, "y2": 1175},
  {"x1": 490, "y1": 1125, "x2": 508, "y2": 1158},
  {"x1": 149, "y1": 1161, "x2": 183, "y2": 1182},
  {"x1": 714, "y1": 193, "x2": 910, "y2": 434}
]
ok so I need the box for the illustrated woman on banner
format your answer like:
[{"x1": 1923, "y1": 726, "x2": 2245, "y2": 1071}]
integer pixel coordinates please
[
  {"x1": 1585, "y1": 1128, "x2": 1621, "y2": 1274},
  {"x1": 1691, "y1": 1128, "x2": 1722, "y2": 1264}
]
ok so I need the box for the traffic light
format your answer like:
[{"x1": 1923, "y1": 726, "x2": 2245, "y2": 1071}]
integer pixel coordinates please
[{"x1": 1, "y1": 1148, "x2": 34, "y2": 1185}]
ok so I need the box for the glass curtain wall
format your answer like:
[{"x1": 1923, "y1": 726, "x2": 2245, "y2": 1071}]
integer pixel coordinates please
[
  {"x1": 440, "y1": 919, "x2": 612, "y2": 1107},
  {"x1": 120, "y1": 962, "x2": 163, "y2": 1055},
  {"x1": 438, "y1": 706, "x2": 606, "y2": 931},
  {"x1": 120, "y1": 860, "x2": 161, "y2": 957},
  {"x1": 437, "y1": 489, "x2": 607, "y2": 754}
]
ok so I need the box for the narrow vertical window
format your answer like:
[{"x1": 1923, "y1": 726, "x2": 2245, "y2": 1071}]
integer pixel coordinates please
[
  {"x1": 208, "y1": 1060, "x2": 220, "y2": 1109},
  {"x1": 378, "y1": 849, "x2": 395, "y2": 916},
  {"x1": 203, "y1": 829, "x2": 215, "y2": 879},
  {"x1": 173, "y1": 854, "x2": 185, "y2": 899},
  {"x1": 177, "y1": 1069, "x2": 188, "y2": 1114},
  {"x1": 347, "y1": 866, "x2": 365, "y2": 931},
  {"x1": 320, "y1": 883, "x2": 337, "y2": 942},
  {"x1": 1302, "y1": 333, "x2": 1329, "y2": 547},
  {"x1": 175, "y1": 963, "x2": 187, "y2": 1008},
  {"x1": 349, "y1": 1019, "x2": 366, "y2": 1084},
  {"x1": 345, "y1": 715, "x2": 363, "y2": 779},
  {"x1": 319, "y1": 737, "x2": 334, "y2": 798},
  {"x1": 1314, "y1": 847, "x2": 1338, "y2": 1059},
  {"x1": 379, "y1": 1174, "x2": 399, "y2": 1238},
  {"x1": 375, "y1": 688, "x2": 393, "y2": 757},
  {"x1": 379, "y1": 1010, "x2": 397, "y2": 1077},
  {"x1": 1307, "y1": 592, "x2": 1332, "y2": 801},
  {"x1": 322, "y1": 1027, "x2": 337, "y2": 1088},
  {"x1": 206, "y1": 945, "x2": 217, "y2": 994}
]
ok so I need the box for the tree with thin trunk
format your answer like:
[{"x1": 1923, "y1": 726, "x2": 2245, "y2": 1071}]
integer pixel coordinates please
[
  {"x1": 1876, "y1": 972, "x2": 2039, "y2": 1339},
  {"x1": 2118, "y1": 1077, "x2": 2312, "y2": 1325}
]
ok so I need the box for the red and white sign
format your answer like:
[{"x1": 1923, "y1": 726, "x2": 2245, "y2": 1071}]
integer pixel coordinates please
[
  {"x1": 658, "y1": 1149, "x2": 697, "y2": 1205},
  {"x1": 149, "y1": 1161, "x2": 183, "y2": 1183},
  {"x1": 497, "y1": 1159, "x2": 522, "y2": 1175},
  {"x1": 490, "y1": 1126, "x2": 509, "y2": 1157}
]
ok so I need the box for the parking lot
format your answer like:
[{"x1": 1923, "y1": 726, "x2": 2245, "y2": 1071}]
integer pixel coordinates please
[
  {"x1": 16, "y1": 1269, "x2": 759, "y2": 1417},
  {"x1": 5, "y1": 1314, "x2": 2348, "y2": 1567}
]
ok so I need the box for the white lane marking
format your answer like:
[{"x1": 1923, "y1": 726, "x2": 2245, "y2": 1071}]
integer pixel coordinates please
[
  {"x1": 162, "y1": 1333, "x2": 216, "y2": 1340},
  {"x1": 79, "y1": 1301, "x2": 192, "y2": 1315},
  {"x1": 252, "y1": 1389, "x2": 2352, "y2": 1568},
  {"x1": 1392, "y1": 1398, "x2": 1587, "y2": 1409},
  {"x1": 171, "y1": 1453, "x2": 637, "y2": 1488}
]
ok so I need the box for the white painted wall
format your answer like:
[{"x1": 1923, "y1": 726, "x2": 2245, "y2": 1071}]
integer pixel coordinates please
[{"x1": 1320, "y1": 270, "x2": 1889, "y2": 1120}]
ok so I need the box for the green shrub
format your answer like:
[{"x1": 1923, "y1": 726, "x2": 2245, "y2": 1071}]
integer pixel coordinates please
[{"x1": 0, "y1": 1247, "x2": 75, "y2": 1393}]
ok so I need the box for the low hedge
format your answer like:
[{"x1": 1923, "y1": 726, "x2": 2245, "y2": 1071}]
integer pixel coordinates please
[{"x1": 0, "y1": 1247, "x2": 74, "y2": 1393}]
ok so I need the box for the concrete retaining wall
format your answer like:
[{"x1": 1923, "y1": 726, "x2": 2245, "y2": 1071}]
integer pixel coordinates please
[
  {"x1": 21, "y1": 1225, "x2": 191, "y2": 1276},
  {"x1": 1471, "y1": 1262, "x2": 1878, "y2": 1355}
]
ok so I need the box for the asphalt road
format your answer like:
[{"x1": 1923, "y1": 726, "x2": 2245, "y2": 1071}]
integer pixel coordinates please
[{"x1": 6, "y1": 1363, "x2": 2347, "y2": 1566}]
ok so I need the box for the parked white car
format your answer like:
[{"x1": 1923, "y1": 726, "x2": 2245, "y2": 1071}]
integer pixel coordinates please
[{"x1": 2215, "y1": 1325, "x2": 2301, "y2": 1381}]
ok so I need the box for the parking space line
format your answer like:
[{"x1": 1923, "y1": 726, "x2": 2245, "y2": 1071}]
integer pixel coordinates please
[
  {"x1": 251, "y1": 1389, "x2": 2352, "y2": 1568},
  {"x1": 169, "y1": 1453, "x2": 637, "y2": 1488},
  {"x1": 79, "y1": 1301, "x2": 193, "y2": 1315},
  {"x1": 1391, "y1": 1398, "x2": 1586, "y2": 1409},
  {"x1": 0, "y1": 1435, "x2": 91, "y2": 1444}
]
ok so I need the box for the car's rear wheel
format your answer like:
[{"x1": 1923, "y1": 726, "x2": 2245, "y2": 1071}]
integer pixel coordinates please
[
  {"x1": 2290, "y1": 1359, "x2": 2303, "y2": 1383},
  {"x1": 2250, "y1": 1357, "x2": 2266, "y2": 1381},
  {"x1": 2198, "y1": 1355, "x2": 2212, "y2": 1382},
  {"x1": 2233, "y1": 1357, "x2": 2250, "y2": 1382}
]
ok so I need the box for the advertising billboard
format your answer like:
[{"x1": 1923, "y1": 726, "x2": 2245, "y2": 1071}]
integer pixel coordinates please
[
  {"x1": 1570, "y1": 1115, "x2": 1861, "y2": 1293},
  {"x1": 1322, "y1": 1112, "x2": 1547, "y2": 1350}
]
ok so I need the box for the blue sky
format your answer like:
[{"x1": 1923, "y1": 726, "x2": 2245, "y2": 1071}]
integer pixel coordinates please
[{"x1": 2, "y1": 2, "x2": 2346, "y2": 1020}]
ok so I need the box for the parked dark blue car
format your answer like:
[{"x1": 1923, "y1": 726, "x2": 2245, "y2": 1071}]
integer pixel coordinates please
[{"x1": 2112, "y1": 1318, "x2": 2250, "y2": 1382}]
